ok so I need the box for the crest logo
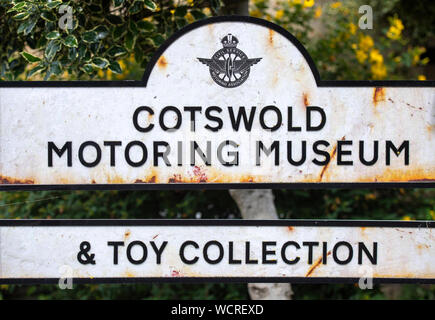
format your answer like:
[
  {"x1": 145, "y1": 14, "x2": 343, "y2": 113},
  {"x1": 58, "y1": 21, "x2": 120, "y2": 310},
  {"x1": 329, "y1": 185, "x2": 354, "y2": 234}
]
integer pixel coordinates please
[{"x1": 198, "y1": 34, "x2": 262, "y2": 88}]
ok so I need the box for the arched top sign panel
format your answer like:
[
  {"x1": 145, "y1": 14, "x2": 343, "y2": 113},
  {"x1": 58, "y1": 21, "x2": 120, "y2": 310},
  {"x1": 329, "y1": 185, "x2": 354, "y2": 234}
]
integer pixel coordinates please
[{"x1": 0, "y1": 16, "x2": 434, "y2": 190}]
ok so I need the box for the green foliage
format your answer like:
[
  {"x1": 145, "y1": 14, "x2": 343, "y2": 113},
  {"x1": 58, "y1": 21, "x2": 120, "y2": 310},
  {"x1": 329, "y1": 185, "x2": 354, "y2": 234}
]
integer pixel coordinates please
[{"x1": 0, "y1": 0, "x2": 220, "y2": 81}]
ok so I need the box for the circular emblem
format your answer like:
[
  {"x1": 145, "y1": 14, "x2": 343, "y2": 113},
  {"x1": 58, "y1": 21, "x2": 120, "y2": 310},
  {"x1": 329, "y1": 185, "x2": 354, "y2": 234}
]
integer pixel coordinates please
[{"x1": 198, "y1": 34, "x2": 262, "y2": 88}]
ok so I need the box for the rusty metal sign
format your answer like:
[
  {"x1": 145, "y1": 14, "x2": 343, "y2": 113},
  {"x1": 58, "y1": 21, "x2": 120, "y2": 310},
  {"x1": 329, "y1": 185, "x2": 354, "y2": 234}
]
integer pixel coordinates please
[
  {"x1": 0, "y1": 16, "x2": 434, "y2": 190},
  {"x1": 0, "y1": 219, "x2": 433, "y2": 284}
]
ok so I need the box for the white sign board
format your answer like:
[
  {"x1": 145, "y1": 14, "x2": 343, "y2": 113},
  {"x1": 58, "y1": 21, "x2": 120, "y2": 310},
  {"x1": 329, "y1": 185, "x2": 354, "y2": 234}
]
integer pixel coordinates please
[
  {"x1": 0, "y1": 17, "x2": 434, "y2": 189},
  {"x1": 0, "y1": 220, "x2": 433, "y2": 284}
]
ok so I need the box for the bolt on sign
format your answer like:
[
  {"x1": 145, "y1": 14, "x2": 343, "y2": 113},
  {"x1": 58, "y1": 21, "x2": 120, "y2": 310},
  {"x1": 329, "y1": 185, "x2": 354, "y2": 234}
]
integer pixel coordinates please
[
  {"x1": 0, "y1": 220, "x2": 433, "y2": 284},
  {"x1": 0, "y1": 16, "x2": 434, "y2": 189}
]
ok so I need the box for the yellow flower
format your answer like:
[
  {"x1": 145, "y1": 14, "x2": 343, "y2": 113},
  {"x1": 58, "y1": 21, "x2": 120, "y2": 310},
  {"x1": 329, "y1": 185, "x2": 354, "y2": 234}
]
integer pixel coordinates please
[
  {"x1": 430, "y1": 210, "x2": 435, "y2": 220},
  {"x1": 418, "y1": 75, "x2": 426, "y2": 81},
  {"x1": 185, "y1": 12, "x2": 194, "y2": 23},
  {"x1": 386, "y1": 18, "x2": 404, "y2": 40},
  {"x1": 187, "y1": 0, "x2": 194, "y2": 6},
  {"x1": 275, "y1": 9, "x2": 284, "y2": 20},
  {"x1": 331, "y1": 2, "x2": 341, "y2": 9},
  {"x1": 290, "y1": 0, "x2": 302, "y2": 5},
  {"x1": 351, "y1": 43, "x2": 357, "y2": 50},
  {"x1": 387, "y1": 26, "x2": 401, "y2": 40},
  {"x1": 97, "y1": 69, "x2": 105, "y2": 79},
  {"x1": 402, "y1": 216, "x2": 413, "y2": 221},
  {"x1": 202, "y1": 7, "x2": 211, "y2": 16},
  {"x1": 348, "y1": 23, "x2": 357, "y2": 35},
  {"x1": 355, "y1": 50, "x2": 367, "y2": 63},
  {"x1": 303, "y1": 0, "x2": 315, "y2": 8},
  {"x1": 314, "y1": 6, "x2": 322, "y2": 18},
  {"x1": 359, "y1": 34, "x2": 374, "y2": 52},
  {"x1": 371, "y1": 63, "x2": 387, "y2": 79},
  {"x1": 369, "y1": 49, "x2": 384, "y2": 64},
  {"x1": 393, "y1": 56, "x2": 401, "y2": 63}
]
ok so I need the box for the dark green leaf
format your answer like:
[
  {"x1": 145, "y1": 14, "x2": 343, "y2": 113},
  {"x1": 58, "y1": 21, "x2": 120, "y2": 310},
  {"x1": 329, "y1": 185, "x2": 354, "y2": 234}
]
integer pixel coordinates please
[
  {"x1": 190, "y1": 10, "x2": 207, "y2": 20},
  {"x1": 82, "y1": 31, "x2": 98, "y2": 43},
  {"x1": 113, "y1": 0, "x2": 125, "y2": 7},
  {"x1": 129, "y1": 20, "x2": 138, "y2": 34},
  {"x1": 41, "y1": 11, "x2": 57, "y2": 22},
  {"x1": 107, "y1": 46, "x2": 128, "y2": 57},
  {"x1": 46, "y1": 31, "x2": 61, "y2": 40},
  {"x1": 112, "y1": 26, "x2": 126, "y2": 40},
  {"x1": 175, "y1": 7, "x2": 188, "y2": 17},
  {"x1": 151, "y1": 34, "x2": 165, "y2": 47},
  {"x1": 45, "y1": 1, "x2": 63, "y2": 9},
  {"x1": 109, "y1": 61, "x2": 122, "y2": 74},
  {"x1": 27, "y1": 64, "x2": 46, "y2": 78},
  {"x1": 144, "y1": 0, "x2": 157, "y2": 11},
  {"x1": 91, "y1": 57, "x2": 110, "y2": 69},
  {"x1": 81, "y1": 64, "x2": 94, "y2": 74},
  {"x1": 106, "y1": 15, "x2": 124, "y2": 25},
  {"x1": 17, "y1": 16, "x2": 38, "y2": 35},
  {"x1": 13, "y1": 12, "x2": 30, "y2": 20},
  {"x1": 129, "y1": 1, "x2": 143, "y2": 14},
  {"x1": 21, "y1": 52, "x2": 41, "y2": 63},
  {"x1": 7, "y1": 2, "x2": 27, "y2": 13},
  {"x1": 49, "y1": 61, "x2": 62, "y2": 76},
  {"x1": 125, "y1": 32, "x2": 136, "y2": 51},
  {"x1": 92, "y1": 26, "x2": 109, "y2": 40},
  {"x1": 137, "y1": 20, "x2": 155, "y2": 32},
  {"x1": 63, "y1": 35, "x2": 78, "y2": 48},
  {"x1": 45, "y1": 40, "x2": 62, "y2": 61}
]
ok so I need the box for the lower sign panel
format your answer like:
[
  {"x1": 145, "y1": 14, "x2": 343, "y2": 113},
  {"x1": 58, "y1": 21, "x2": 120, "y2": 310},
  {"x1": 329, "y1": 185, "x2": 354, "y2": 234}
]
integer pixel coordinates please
[{"x1": 0, "y1": 220, "x2": 433, "y2": 284}]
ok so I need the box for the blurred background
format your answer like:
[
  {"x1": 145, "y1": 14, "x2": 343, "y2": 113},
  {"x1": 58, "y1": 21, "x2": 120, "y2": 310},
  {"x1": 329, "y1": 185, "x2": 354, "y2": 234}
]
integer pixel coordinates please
[{"x1": 0, "y1": 0, "x2": 434, "y2": 299}]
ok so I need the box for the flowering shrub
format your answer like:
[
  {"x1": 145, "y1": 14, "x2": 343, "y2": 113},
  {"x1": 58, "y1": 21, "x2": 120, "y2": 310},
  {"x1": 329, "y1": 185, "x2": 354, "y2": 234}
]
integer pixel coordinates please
[{"x1": 251, "y1": 0, "x2": 429, "y2": 80}]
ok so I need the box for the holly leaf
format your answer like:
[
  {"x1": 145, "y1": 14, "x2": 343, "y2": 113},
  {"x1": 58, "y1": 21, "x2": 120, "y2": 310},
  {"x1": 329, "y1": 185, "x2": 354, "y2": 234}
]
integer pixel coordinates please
[
  {"x1": 91, "y1": 57, "x2": 110, "y2": 69},
  {"x1": 144, "y1": 0, "x2": 157, "y2": 11},
  {"x1": 107, "y1": 46, "x2": 128, "y2": 57},
  {"x1": 109, "y1": 61, "x2": 122, "y2": 74},
  {"x1": 46, "y1": 31, "x2": 61, "y2": 40},
  {"x1": 64, "y1": 35, "x2": 78, "y2": 48},
  {"x1": 21, "y1": 52, "x2": 41, "y2": 63}
]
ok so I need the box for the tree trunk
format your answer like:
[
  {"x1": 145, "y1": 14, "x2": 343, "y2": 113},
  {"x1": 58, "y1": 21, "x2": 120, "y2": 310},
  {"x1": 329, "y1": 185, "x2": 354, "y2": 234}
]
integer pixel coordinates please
[
  {"x1": 229, "y1": 190, "x2": 293, "y2": 300},
  {"x1": 223, "y1": 1, "x2": 292, "y2": 300}
]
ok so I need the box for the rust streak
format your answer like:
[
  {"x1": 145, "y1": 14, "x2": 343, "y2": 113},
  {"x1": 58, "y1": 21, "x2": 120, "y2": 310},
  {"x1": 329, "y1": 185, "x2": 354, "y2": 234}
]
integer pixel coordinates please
[
  {"x1": 306, "y1": 251, "x2": 331, "y2": 277},
  {"x1": 373, "y1": 87, "x2": 386, "y2": 105},
  {"x1": 303, "y1": 93, "x2": 309, "y2": 107},
  {"x1": 268, "y1": 29, "x2": 274, "y2": 46},
  {"x1": 287, "y1": 226, "x2": 294, "y2": 232},
  {"x1": 0, "y1": 175, "x2": 34, "y2": 185},
  {"x1": 318, "y1": 136, "x2": 345, "y2": 182},
  {"x1": 157, "y1": 55, "x2": 168, "y2": 69}
]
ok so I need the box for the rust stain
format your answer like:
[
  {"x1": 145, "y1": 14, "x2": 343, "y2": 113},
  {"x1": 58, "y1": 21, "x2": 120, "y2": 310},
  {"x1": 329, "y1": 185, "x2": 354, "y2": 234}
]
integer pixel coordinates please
[
  {"x1": 306, "y1": 251, "x2": 331, "y2": 277},
  {"x1": 373, "y1": 87, "x2": 386, "y2": 105},
  {"x1": 287, "y1": 226, "x2": 294, "y2": 232},
  {"x1": 124, "y1": 229, "x2": 131, "y2": 241},
  {"x1": 268, "y1": 29, "x2": 274, "y2": 46},
  {"x1": 193, "y1": 166, "x2": 207, "y2": 182},
  {"x1": 0, "y1": 175, "x2": 34, "y2": 184},
  {"x1": 157, "y1": 55, "x2": 168, "y2": 69},
  {"x1": 124, "y1": 271, "x2": 135, "y2": 278},
  {"x1": 168, "y1": 174, "x2": 182, "y2": 183},
  {"x1": 355, "y1": 166, "x2": 435, "y2": 183},
  {"x1": 303, "y1": 93, "x2": 309, "y2": 107},
  {"x1": 318, "y1": 136, "x2": 345, "y2": 182},
  {"x1": 171, "y1": 270, "x2": 181, "y2": 277}
]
